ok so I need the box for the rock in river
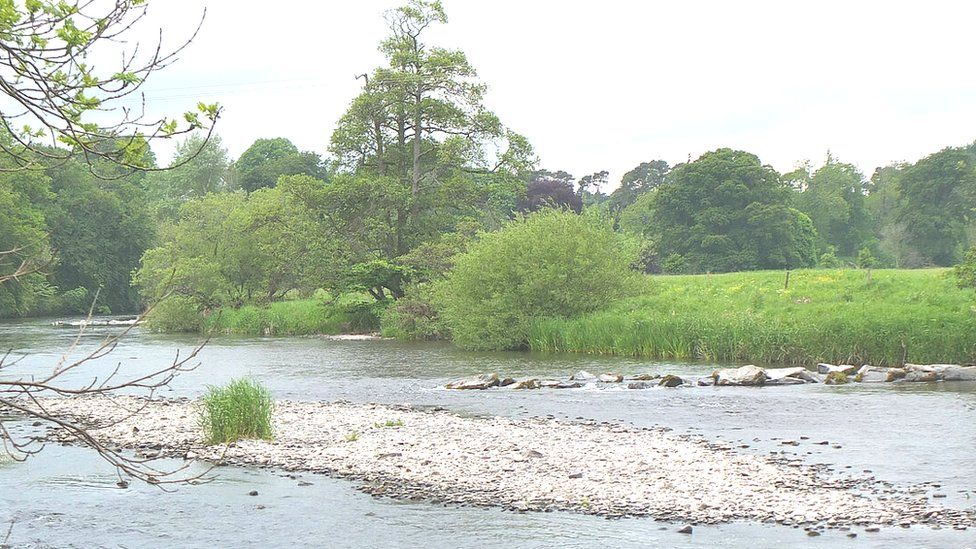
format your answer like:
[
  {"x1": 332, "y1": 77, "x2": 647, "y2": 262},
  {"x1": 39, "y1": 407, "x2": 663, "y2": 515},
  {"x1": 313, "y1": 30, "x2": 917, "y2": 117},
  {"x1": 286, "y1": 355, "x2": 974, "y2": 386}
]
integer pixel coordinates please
[
  {"x1": 855, "y1": 366, "x2": 906, "y2": 383},
  {"x1": 658, "y1": 375, "x2": 684, "y2": 388},
  {"x1": 570, "y1": 370, "x2": 596, "y2": 381},
  {"x1": 446, "y1": 373, "x2": 500, "y2": 390},
  {"x1": 941, "y1": 366, "x2": 976, "y2": 381},
  {"x1": 817, "y1": 363, "x2": 858, "y2": 376},
  {"x1": 509, "y1": 378, "x2": 541, "y2": 390},
  {"x1": 598, "y1": 373, "x2": 623, "y2": 383},
  {"x1": 714, "y1": 365, "x2": 767, "y2": 386}
]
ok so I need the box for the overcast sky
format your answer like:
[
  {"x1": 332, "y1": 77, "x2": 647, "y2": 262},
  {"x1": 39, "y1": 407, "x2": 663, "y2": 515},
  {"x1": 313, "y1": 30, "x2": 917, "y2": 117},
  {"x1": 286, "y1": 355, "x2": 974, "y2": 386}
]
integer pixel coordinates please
[{"x1": 128, "y1": 0, "x2": 976, "y2": 190}]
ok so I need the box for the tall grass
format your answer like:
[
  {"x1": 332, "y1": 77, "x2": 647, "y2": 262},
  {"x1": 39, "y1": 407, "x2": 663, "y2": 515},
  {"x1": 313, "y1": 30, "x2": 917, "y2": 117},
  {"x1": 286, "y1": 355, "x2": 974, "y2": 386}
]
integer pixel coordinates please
[
  {"x1": 528, "y1": 269, "x2": 976, "y2": 366},
  {"x1": 200, "y1": 378, "x2": 275, "y2": 444},
  {"x1": 200, "y1": 294, "x2": 384, "y2": 336}
]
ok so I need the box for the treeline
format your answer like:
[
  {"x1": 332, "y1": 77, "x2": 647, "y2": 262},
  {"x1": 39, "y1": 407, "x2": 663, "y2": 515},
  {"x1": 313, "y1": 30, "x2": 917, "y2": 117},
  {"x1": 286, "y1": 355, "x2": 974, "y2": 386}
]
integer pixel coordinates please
[{"x1": 2, "y1": 0, "x2": 975, "y2": 326}]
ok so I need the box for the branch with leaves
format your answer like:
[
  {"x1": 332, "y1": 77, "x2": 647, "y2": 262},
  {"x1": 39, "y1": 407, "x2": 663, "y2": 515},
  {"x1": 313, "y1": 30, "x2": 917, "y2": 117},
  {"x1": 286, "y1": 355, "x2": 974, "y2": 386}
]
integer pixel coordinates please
[{"x1": 0, "y1": 0, "x2": 220, "y2": 178}]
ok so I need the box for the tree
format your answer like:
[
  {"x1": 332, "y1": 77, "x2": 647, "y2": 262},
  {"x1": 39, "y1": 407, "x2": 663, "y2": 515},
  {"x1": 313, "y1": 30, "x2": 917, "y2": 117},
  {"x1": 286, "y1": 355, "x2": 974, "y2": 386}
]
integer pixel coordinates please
[
  {"x1": 0, "y1": 1, "x2": 219, "y2": 177},
  {"x1": 790, "y1": 154, "x2": 871, "y2": 258},
  {"x1": 651, "y1": 148, "x2": 816, "y2": 273},
  {"x1": 0, "y1": 164, "x2": 51, "y2": 315},
  {"x1": 135, "y1": 187, "x2": 342, "y2": 310},
  {"x1": 45, "y1": 159, "x2": 154, "y2": 313},
  {"x1": 518, "y1": 170, "x2": 582, "y2": 213},
  {"x1": 329, "y1": 0, "x2": 533, "y2": 257},
  {"x1": 233, "y1": 138, "x2": 327, "y2": 192},
  {"x1": 608, "y1": 160, "x2": 669, "y2": 213},
  {"x1": 897, "y1": 142, "x2": 976, "y2": 266},
  {"x1": 145, "y1": 134, "x2": 232, "y2": 219},
  {"x1": 437, "y1": 209, "x2": 637, "y2": 350}
]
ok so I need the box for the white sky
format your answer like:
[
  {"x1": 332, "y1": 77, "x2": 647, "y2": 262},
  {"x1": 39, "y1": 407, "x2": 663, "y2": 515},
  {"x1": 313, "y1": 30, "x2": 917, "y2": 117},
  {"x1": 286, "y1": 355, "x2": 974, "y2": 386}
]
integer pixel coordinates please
[{"x1": 124, "y1": 0, "x2": 976, "y2": 190}]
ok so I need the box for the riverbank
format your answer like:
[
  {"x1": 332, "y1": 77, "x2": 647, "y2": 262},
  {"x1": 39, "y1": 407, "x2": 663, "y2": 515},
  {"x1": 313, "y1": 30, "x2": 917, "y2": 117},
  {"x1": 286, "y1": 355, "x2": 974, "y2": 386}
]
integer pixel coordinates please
[
  {"x1": 28, "y1": 395, "x2": 975, "y2": 532},
  {"x1": 529, "y1": 269, "x2": 976, "y2": 366}
]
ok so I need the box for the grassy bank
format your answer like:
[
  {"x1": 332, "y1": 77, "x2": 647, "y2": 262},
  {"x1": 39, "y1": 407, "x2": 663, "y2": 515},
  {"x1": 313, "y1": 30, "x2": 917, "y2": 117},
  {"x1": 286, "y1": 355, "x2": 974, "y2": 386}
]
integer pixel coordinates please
[
  {"x1": 146, "y1": 293, "x2": 383, "y2": 336},
  {"x1": 528, "y1": 269, "x2": 976, "y2": 366}
]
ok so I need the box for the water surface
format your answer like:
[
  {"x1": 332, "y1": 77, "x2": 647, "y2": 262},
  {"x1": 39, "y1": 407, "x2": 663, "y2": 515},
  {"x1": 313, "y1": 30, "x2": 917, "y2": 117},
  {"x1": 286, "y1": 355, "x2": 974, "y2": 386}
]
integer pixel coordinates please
[{"x1": 1, "y1": 318, "x2": 974, "y2": 548}]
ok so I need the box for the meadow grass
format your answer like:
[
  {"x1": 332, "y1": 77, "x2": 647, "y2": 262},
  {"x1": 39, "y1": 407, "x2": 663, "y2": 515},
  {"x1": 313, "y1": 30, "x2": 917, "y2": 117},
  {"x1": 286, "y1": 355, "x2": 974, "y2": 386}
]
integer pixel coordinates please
[
  {"x1": 200, "y1": 378, "x2": 274, "y2": 444},
  {"x1": 528, "y1": 269, "x2": 976, "y2": 366}
]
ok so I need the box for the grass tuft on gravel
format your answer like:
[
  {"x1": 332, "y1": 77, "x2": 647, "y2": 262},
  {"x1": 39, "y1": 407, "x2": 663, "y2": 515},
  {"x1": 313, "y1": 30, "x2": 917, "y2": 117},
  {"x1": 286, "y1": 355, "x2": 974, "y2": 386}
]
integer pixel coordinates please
[{"x1": 200, "y1": 378, "x2": 274, "y2": 444}]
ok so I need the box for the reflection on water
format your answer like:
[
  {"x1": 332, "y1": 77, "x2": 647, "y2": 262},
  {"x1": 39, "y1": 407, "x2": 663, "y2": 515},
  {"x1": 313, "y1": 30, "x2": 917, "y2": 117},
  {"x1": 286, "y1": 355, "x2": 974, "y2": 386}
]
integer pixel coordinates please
[{"x1": 1, "y1": 317, "x2": 975, "y2": 548}]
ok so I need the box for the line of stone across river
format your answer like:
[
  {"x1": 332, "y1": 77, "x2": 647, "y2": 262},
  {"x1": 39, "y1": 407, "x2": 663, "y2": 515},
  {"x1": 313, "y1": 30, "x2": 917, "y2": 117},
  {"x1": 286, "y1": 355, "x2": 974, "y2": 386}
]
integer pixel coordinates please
[
  {"x1": 443, "y1": 363, "x2": 976, "y2": 390},
  {"x1": 24, "y1": 395, "x2": 976, "y2": 534}
]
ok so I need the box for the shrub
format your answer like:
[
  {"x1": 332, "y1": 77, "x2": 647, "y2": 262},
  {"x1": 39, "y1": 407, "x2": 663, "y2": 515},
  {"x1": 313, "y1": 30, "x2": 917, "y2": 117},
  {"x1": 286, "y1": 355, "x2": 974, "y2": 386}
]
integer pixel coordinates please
[
  {"x1": 380, "y1": 283, "x2": 447, "y2": 340},
  {"x1": 145, "y1": 296, "x2": 202, "y2": 332},
  {"x1": 953, "y1": 247, "x2": 976, "y2": 289},
  {"x1": 200, "y1": 378, "x2": 274, "y2": 444},
  {"x1": 436, "y1": 209, "x2": 638, "y2": 350}
]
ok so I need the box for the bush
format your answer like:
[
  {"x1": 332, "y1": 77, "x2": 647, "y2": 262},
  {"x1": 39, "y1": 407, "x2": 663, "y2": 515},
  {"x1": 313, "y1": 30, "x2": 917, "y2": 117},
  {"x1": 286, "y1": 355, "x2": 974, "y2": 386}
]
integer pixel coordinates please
[
  {"x1": 953, "y1": 247, "x2": 976, "y2": 289},
  {"x1": 436, "y1": 209, "x2": 638, "y2": 350},
  {"x1": 144, "y1": 296, "x2": 202, "y2": 332},
  {"x1": 200, "y1": 378, "x2": 274, "y2": 444},
  {"x1": 380, "y1": 283, "x2": 447, "y2": 340}
]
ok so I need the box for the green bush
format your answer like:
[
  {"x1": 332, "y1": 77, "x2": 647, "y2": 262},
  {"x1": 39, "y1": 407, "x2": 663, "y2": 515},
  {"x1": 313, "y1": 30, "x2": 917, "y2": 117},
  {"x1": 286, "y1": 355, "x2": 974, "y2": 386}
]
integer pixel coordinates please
[
  {"x1": 380, "y1": 283, "x2": 447, "y2": 340},
  {"x1": 200, "y1": 378, "x2": 274, "y2": 444},
  {"x1": 436, "y1": 209, "x2": 638, "y2": 350},
  {"x1": 144, "y1": 296, "x2": 202, "y2": 332}
]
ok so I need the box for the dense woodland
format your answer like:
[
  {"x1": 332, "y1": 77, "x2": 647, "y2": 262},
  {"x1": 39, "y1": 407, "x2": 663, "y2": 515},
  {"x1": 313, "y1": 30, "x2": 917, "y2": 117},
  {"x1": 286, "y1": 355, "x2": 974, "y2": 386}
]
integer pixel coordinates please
[{"x1": 2, "y1": 0, "x2": 976, "y2": 342}]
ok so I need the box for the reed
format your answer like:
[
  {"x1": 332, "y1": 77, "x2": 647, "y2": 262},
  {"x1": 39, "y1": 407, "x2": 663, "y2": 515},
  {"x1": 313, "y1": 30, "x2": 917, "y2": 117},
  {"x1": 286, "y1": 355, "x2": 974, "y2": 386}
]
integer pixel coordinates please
[{"x1": 528, "y1": 269, "x2": 976, "y2": 366}]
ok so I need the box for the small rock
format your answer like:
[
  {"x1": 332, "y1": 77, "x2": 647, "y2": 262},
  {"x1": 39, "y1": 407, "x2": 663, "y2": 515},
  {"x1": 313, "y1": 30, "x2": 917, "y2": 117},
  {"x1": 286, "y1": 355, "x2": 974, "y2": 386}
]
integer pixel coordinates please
[
  {"x1": 598, "y1": 373, "x2": 623, "y2": 383},
  {"x1": 510, "y1": 378, "x2": 541, "y2": 390},
  {"x1": 865, "y1": 526, "x2": 880, "y2": 533},
  {"x1": 628, "y1": 373, "x2": 658, "y2": 381},
  {"x1": 499, "y1": 377, "x2": 516, "y2": 387},
  {"x1": 713, "y1": 365, "x2": 767, "y2": 386},
  {"x1": 677, "y1": 524, "x2": 693, "y2": 534},
  {"x1": 627, "y1": 381, "x2": 655, "y2": 390},
  {"x1": 248, "y1": 490, "x2": 259, "y2": 496},
  {"x1": 445, "y1": 373, "x2": 500, "y2": 390},
  {"x1": 570, "y1": 370, "x2": 596, "y2": 381},
  {"x1": 568, "y1": 472, "x2": 583, "y2": 479},
  {"x1": 658, "y1": 375, "x2": 684, "y2": 388}
]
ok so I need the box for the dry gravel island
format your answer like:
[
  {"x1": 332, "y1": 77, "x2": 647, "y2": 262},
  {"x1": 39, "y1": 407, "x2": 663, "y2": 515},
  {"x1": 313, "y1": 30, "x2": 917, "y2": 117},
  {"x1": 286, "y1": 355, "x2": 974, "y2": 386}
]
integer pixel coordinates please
[{"x1": 28, "y1": 395, "x2": 976, "y2": 533}]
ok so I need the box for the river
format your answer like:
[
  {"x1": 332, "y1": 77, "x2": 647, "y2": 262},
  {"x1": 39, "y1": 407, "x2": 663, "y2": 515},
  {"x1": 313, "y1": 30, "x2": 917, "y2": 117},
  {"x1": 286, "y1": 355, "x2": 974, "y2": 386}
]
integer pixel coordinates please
[{"x1": 1, "y1": 318, "x2": 974, "y2": 548}]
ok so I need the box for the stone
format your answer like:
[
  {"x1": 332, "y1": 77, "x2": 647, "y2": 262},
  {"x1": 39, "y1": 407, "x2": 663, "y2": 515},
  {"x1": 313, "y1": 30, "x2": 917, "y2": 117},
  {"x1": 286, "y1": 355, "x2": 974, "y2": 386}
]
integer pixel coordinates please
[
  {"x1": 854, "y1": 366, "x2": 905, "y2": 383},
  {"x1": 765, "y1": 367, "x2": 807, "y2": 381},
  {"x1": 499, "y1": 377, "x2": 516, "y2": 387},
  {"x1": 445, "y1": 373, "x2": 500, "y2": 390},
  {"x1": 627, "y1": 381, "x2": 655, "y2": 390},
  {"x1": 598, "y1": 373, "x2": 623, "y2": 383},
  {"x1": 766, "y1": 376, "x2": 806, "y2": 386},
  {"x1": 541, "y1": 380, "x2": 583, "y2": 389},
  {"x1": 568, "y1": 472, "x2": 583, "y2": 479},
  {"x1": 823, "y1": 371, "x2": 849, "y2": 385},
  {"x1": 677, "y1": 525, "x2": 693, "y2": 534},
  {"x1": 570, "y1": 370, "x2": 596, "y2": 381},
  {"x1": 658, "y1": 375, "x2": 684, "y2": 388},
  {"x1": 248, "y1": 490, "x2": 259, "y2": 496},
  {"x1": 941, "y1": 366, "x2": 976, "y2": 381},
  {"x1": 510, "y1": 378, "x2": 541, "y2": 390},
  {"x1": 628, "y1": 373, "x2": 659, "y2": 381},
  {"x1": 713, "y1": 365, "x2": 767, "y2": 386},
  {"x1": 817, "y1": 363, "x2": 858, "y2": 375},
  {"x1": 901, "y1": 370, "x2": 938, "y2": 382}
]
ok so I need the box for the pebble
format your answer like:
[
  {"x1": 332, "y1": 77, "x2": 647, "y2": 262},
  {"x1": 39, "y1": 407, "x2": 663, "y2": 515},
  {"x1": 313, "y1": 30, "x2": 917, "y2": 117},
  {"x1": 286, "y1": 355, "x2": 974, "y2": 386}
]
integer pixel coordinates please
[{"x1": 25, "y1": 395, "x2": 976, "y2": 531}]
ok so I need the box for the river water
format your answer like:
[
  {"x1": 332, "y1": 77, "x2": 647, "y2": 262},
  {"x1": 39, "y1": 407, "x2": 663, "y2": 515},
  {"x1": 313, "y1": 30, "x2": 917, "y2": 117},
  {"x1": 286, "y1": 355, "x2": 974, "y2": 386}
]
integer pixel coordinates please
[{"x1": 0, "y1": 318, "x2": 974, "y2": 548}]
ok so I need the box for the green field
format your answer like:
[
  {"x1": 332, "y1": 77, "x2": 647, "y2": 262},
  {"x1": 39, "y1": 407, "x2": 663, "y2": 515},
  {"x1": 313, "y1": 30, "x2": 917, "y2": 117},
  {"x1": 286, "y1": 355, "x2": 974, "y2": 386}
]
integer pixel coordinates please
[{"x1": 528, "y1": 269, "x2": 976, "y2": 366}]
